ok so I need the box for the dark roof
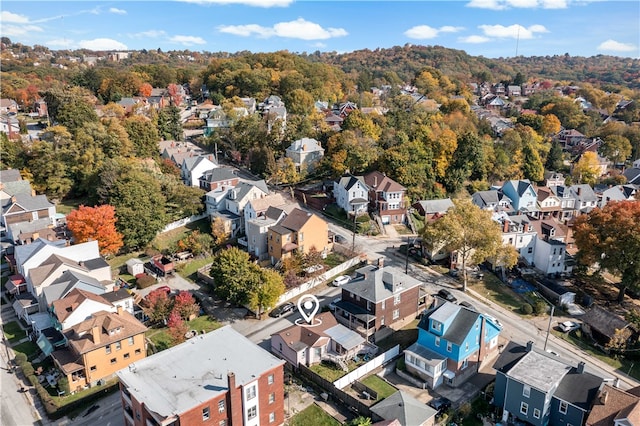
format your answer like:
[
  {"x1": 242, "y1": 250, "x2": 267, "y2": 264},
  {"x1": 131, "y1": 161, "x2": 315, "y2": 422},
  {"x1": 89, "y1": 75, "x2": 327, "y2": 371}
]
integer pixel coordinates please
[
  {"x1": 279, "y1": 208, "x2": 314, "y2": 232},
  {"x1": 582, "y1": 305, "x2": 630, "y2": 338},
  {"x1": 101, "y1": 288, "x2": 132, "y2": 303},
  {"x1": 337, "y1": 175, "x2": 368, "y2": 191},
  {"x1": 441, "y1": 308, "x2": 480, "y2": 345},
  {"x1": 371, "y1": 391, "x2": 437, "y2": 425},
  {"x1": 554, "y1": 367, "x2": 603, "y2": 410},
  {"x1": 342, "y1": 266, "x2": 422, "y2": 303},
  {"x1": 492, "y1": 341, "x2": 529, "y2": 373},
  {"x1": 335, "y1": 300, "x2": 375, "y2": 322},
  {"x1": 623, "y1": 168, "x2": 640, "y2": 184},
  {"x1": 200, "y1": 168, "x2": 237, "y2": 183}
]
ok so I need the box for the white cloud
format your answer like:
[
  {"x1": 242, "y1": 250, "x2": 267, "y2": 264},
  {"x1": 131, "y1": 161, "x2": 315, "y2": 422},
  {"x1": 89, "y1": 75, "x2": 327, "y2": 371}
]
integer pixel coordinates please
[
  {"x1": 479, "y1": 24, "x2": 548, "y2": 39},
  {"x1": 130, "y1": 30, "x2": 167, "y2": 38},
  {"x1": 459, "y1": 35, "x2": 491, "y2": 43},
  {"x1": 169, "y1": 35, "x2": 207, "y2": 46},
  {"x1": 1, "y1": 24, "x2": 43, "y2": 37},
  {"x1": 109, "y1": 7, "x2": 127, "y2": 15},
  {"x1": 312, "y1": 42, "x2": 327, "y2": 48},
  {"x1": 597, "y1": 39, "x2": 636, "y2": 52},
  {"x1": 179, "y1": 0, "x2": 292, "y2": 7},
  {"x1": 467, "y1": 0, "x2": 568, "y2": 9},
  {"x1": 404, "y1": 25, "x2": 463, "y2": 40},
  {"x1": 78, "y1": 38, "x2": 128, "y2": 50},
  {"x1": 1, "y1": 11, "x2": 30, "y2": 23},
  {"x1": 219, "y1": 18, "x2": 348, "y2": 41}
]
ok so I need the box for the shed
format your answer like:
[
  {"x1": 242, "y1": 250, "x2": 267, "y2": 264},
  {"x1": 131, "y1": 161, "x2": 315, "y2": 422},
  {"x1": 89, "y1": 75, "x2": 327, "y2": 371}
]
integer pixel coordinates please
[
  {"x1": 581, "y1": 305, "x2": 636, "y2": 347},
  {"x1": 537, "y1": 279, "x2": 576, "y2": 307},
  {"x1": 126, "y1": 258, "x2": 145, "y2": 276}
]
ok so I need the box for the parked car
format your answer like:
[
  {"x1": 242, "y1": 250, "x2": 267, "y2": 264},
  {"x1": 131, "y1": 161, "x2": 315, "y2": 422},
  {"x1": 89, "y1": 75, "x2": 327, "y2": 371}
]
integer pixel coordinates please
[
  {"x1": 546, "y1": 349, "x2": 560, "y2": 357},
  {"x1": 458, "y1": 301, "x2": 477, "y2": 311},
  {"x1": 484, "y1": 314, "x2": 503, "y2": 328},
  {"x1": 437, "y1": 289, "x2": 457, "y2": 303},
  {"x1": 558, "y1": 320, "x2": 580, "y2": 333},
  {"x1": 332, "y1": 275, "x2": 351, "y2": 287},
  {"x1": 269, "y1": 302, "x2": 296, "y2": 318},
  {"x1": 328, "y1": 298, "x2": 341, "y2": 311},
  {"x1": 428, "y1": 397, "x2": 451, "y2": 416}
]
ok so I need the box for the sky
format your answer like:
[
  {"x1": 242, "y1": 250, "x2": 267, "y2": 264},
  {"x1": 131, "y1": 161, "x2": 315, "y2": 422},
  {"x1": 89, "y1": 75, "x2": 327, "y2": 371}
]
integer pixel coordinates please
[{"x1": 1, "y1": 0, "x2": 639, "y2": 58}]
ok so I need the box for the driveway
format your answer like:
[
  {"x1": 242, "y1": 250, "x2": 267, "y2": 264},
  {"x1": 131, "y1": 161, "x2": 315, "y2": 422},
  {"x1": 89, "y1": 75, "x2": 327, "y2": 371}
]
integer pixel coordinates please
[{"x1": 134, "y1": 273, "x2": 199, "y2": 298}]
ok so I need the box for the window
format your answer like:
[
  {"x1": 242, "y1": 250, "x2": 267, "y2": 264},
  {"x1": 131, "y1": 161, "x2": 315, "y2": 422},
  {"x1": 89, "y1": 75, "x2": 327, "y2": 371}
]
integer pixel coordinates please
[
  {"x1": 394, "y1": 294, "x2": 401, "y2": 305},
  {"x1": 559, "y1": 401, "x2": 568, "y2": 414},
  {"x1": 380, "y1": 316, "x2": 385, "y2": 326},
  {"x1": 248, "y1": 406, "x2": 257, "y2": 420},
  {"x1": 105, "y1": 345, "x2": 111, "y2": 354},
  {"x1": 115, "y1": 341, "x2": 122, "y2": 351},
  {"x1": 218, "y1": 400, "x2": 225, "y2": 413},
  {"x1": 269, "y1": 392, "x2": 275, "y2": 404},
  {"x1": 393, "y1": 309, "x2": 399, "y2": 320},
  {"x1": 268, "y1": 374, "x2": 274, "y2": 385},
  {"x1": 135, "y1": 349, "x2": 141, "y2": 355},
  {"x1": 279, "y1": 343, "x2": 283, "y2": 352},
  {"x1": 533, "y1": 408, "x2": 541, "y2": 419},
  {"x1": 435, "y1": 337, "x2": 440, "y2": 347},
  {"x1": 110, "y1": 358, "x2": 117, "y2": 364},
  {"x1": 269, "y1": 412, "x2": 275, "y2": 423},
  {"x1": 447, "y1": 342, "x2": 452, "y2": 352},
  {"x1": 203, "y1": 407, "x2": 210, "y2": 421},
  {"x1": 128, "y1": 336, "x2": 134, "y2": 345},
  {"x1": 523, "y1": 385, "x2": 531, "y2": 398},
  {"x1": 246, "y1": 385, "x2": 256, "y2": 400},
  {"x1": 520, "y1": 402, "x2": 528, "y2": 415},
  {"x1": 124, "y1": 353, "x2": 130, "y2": 359},
  {"x1": 461, "y1": 358, "x2": 468, "y2": 370},
  {"x1": 528, "y1": 247, "x2": 533, "y2": 254},
  {"x1": 381, "y1": 300, "x2": 386, "y2": 309},
  {"x1": 432, "y1": 321, "x2": 442, "y2": 332},
  {"x1": 90, "y1": 366, "x2": 97, "y2": 372}
]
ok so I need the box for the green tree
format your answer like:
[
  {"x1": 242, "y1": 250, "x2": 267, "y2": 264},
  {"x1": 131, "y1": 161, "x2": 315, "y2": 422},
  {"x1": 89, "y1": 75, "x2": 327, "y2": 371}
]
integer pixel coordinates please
[
  {"x1": 600, "y1": 135, "x2": 632, "y2": 167},
  {"x1": 545, "y1": 141, "x2": 564, "y2": 172},
  {"x1": 124, "y1": 116, "x2": 160, "y2": 158},
  {"x1": 210, "y1": 247, "x2": 256, "y2": 305},
  {"x1": 574, "y1": 200, "x2": 640, "y2": 301},
  {"x1": 522, "y1": 142, "x2": 544, "y2": 183},
  {"x1": 157, "y1": 106, "x2": 183, "y2": 141},
  {"x1": 248, "y1": 267, "x2": 286, "y2": 319},
  {"x1": 421, "y1": 199, "x2": 502, "y2": 291}
]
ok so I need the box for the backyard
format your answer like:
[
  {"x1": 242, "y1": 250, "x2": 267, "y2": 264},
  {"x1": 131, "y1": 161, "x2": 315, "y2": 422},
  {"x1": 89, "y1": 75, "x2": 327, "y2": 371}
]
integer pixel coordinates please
[
  {"x1": 2, "y1": 320, "x2": 26, "y2": 343},
  {"x1": 146, "y1": 315, "x2": 222, "y2": 353},
  {"x1": 288, "y1": 403, "x2": 340, "y2": 426},
  {"x1": 359, "y1": 374, "x2": 397, "y2": 400}
]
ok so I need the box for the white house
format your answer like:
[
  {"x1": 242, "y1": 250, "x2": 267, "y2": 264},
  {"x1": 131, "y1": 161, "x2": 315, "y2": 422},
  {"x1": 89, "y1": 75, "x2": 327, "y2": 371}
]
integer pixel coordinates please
[
  {"x1": 244, "y1": 193, "x2": 286, "y2": 223},
  {"x1": 533, "y1": 238, "x2": 570, "y2": 276},
  {"x1": 494, "y1": 213, "x2": 537, "y2": 265},
  {"x1": 471, "y1": 190, "x2": 512, "y2": 212},
  {"x1": 181, "y1": 155, "x2": 217, "y2": 187},
  {"x1": 246, "y1": 207, "x2": 287, "y2": 260},
  {"x1": 51, "y1": 288, "x2": 116, "y2": 330},
  {"x1": 333, "y1": 175, "x2": 369, "y2": 215},
  {"x1": 598, "y1": 184, "x2": 638, "y2": 208},
  {"x1": 285, "y1": 138, "x2": 324, "y2": 173},
  {"x1": 14, "y1": 239, "x2": 100, "y2": 279},
  {"x1": 570, "y1": 184, "x2": 598, "y2": 215}
]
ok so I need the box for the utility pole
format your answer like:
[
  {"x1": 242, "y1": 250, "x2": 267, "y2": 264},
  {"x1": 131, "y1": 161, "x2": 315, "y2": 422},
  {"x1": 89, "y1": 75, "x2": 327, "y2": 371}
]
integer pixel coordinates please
[
  {"x1": 536, "y1": 292, "x2": 555, "y2": 351},
  {"x1": 405, "y1": 235, "x2": 410, "y2": 274}
]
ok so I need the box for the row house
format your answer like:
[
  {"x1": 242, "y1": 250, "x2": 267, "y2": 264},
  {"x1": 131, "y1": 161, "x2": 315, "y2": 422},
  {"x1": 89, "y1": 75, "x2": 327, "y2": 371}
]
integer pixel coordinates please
[
  {"x1": 117, "y1": 326, "x2": 285, "y2": 426},
  {"x1": 493, "y1": 341, "x2": 603, "y2": 426},
  {"x1": 501, "y1": 180, "x2": 538, "y2": 215},
  {"x1": 405, "y1": 300, "x2": 501, "y2": 389},
  {"x1": 334, "y1": 265, "x2": 424, "y2": 343},
  {"x1": 52, "y1": 308, "x2": 147, "y2": 393},
  {"x1": 494, "y1": 213, "x2": 537, "y2": 265},
  {"x1": 596, "y1": 184, "x2": 638, "y2": 208},
  {"x1": 267, "y1": 208, "x2": 329, "y2": 265},
  {"x1": 471, "y1": 190, "x2": 513, "y2": 213}
]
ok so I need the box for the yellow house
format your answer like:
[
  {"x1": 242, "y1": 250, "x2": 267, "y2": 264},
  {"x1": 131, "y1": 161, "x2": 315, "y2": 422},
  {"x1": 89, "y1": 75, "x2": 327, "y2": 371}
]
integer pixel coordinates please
[
  {"x1": 51, "y1": 307, "x2": 147, "y2": 393},
  {"x1": 268, "y1": 208, "x2": 329, "y2": 265}
]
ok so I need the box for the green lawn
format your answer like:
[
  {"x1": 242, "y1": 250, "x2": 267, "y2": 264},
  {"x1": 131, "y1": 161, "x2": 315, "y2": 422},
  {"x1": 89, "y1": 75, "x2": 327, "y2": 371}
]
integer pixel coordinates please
[
  {"x1": 12, "y1": 341, "x2": 40, "y2": 359},
  {"x1": 146, "y1": 315, "x2": 222, "y2": 353},
  {"x1": 323, "y1": 252, "x2": 349, "y2": 269},
  {"x1": 177, "y1": 255, "x2": 215, "y2": 281},
  {"x1": 55, "y1": 198, "x2": 90, "y2": 215},
  {"x1": 470, "y1": 272, "x2": 525, "y2": 313},
  {"x1": 309, "y1": 360, "x2": 349, "y2": 382},
  {"x1": 3, "y1": 321, "x2": 25, "y2": 343},
  {"x1": 289, "y1": 403, "x2": 340, "y2": 426},
  {"x1": 360, "y1": 374, "x2": 397, "y2": 400},
  {"x1": 151, "y1": 218, "x2": 211, "y2": 252}
]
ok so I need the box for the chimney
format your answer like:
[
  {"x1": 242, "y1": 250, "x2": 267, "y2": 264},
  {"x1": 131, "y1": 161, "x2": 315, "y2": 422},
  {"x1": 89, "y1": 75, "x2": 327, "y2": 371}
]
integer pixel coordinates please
[
  {"x1": 227, "y1": 371, "x2": 236, "y2": 390},
  {"x1": 374, "y1": 175, "x2": 378, "y2": 187},
  {"x1": 577, "y1": 361, "x2": 585, "y2": 374},
  {"x1": 11, "y1": 195, "x2": 16, "y2": 203},
  {"x1": 614, "y1": 378, "x2": 621, "y2": 388},
  {"x1": 577, "y1": 187, "x2": 582, "y2": 196},
  {"x1": 503, "y1": 220, "x2": 509, "y2": 233},
  {"x1": 599, "y1": 390, "x2": 608, "y2": 405},
  {"x1": 117, "y1": 305, "x2": 123, "y2": 316},
  {"x1": 91, "y1": 325, "x2": 101, "y2": 344},
  {"x1": 377, "y1": 258, "x2": 384, "y2": 268},
  {"x1": 526, "y1": 341, "x2": 534, "y2": 352}
]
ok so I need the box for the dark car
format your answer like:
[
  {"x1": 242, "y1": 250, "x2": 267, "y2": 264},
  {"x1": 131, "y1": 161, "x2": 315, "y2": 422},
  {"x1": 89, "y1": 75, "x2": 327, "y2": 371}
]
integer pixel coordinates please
[
  {"x1": 428, "y1": 397, "x2": 451, "y2": 416},
  {"x1": 458, "y1": 301, "x2": 477, "y2": 311},
  {"x1": 83, "y1": 404, "x2": 100, "y2": 417},
  {"x1": 269, "y1": 302, "x2": 296, "y2": 318},
  {"x1": 437, "y1": 289, "x2": 457, "y2": 303}
]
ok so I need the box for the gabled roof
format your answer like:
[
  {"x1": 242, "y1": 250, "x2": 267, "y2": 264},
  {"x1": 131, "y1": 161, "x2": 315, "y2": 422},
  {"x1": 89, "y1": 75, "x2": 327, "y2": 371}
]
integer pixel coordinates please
[
  {"x1": 279, "y1": 208, "x2": 316, "y2": 232},
  {"x1": 231, "y1": 180, "x2": 269, "y2": 203},
  {"x1": 337, "y1": 175, "x2": 368, "y2": 192},
  {"x1": 623, "y1": 168, "x2": 640, "y2": 185},
  {"x1": 117, "y1": 326, "x2": 284, "y2": 419},
  {"x1": 554, "y1": 367, "x2": 603, "y2": 410},
  {"x1": 503, "y1": 180, "x2": 535, "y2": 197},
  {"x1": 371, "y1": 391, "x2": 437, "y2": 425},
  {"x1": 342, "y1": 266, "x2": 421, "y2": 303},
  {"x1": 363, "y1": 171, "x2": 405, "y2": 193},
  {"x1": 414, "y1": 198, "x2": 454, "y2": 215},
  {"x1": 3, "y1": 193, "x2": 53, "y2": 213},
  {"x1": 182, "y1": 155, "x2": 216, "y2": 171},
  {"x1": 570, "y1": 184, "x2": 598, "y2": 203},
  {"x1": 0, "y1": 169, "x2": 22, "y2": 182},
  {"x1": 100, "y1": 288, "x2": 132, "y2": 304},
  {"x1": 287, "y1": 137, "x2": 323, "y2": 153},
  {"x1": 199, "y1": 168, "x2": 237, "y2": 183},
  {"x1": 420, "y1": 301, "x2": 481, "y2": 346},
  {"x1": 586, "y1": 384, "x2": 640, "y2": 426},
  {"x1": 65, "y1": 310, "x2": 146, "y2": 355},
  {"x1": 42, "y1": 269, "x2": 107, "y2": 306},
  {"x1": 273, "y1": 313, "x2": 364, "y2": 352},
  {"x1": 0, "y1": 179, "x2": 32, "y2": 198},
  {"x1": 582, "y1": 305, "x2": 631, "y2": 338},
  {"x1": 52, "y1": 288, "x2": 112, "y2": 323},
  {"x1": 247, "y1": 193, "x2": 286, "y2": 213}
]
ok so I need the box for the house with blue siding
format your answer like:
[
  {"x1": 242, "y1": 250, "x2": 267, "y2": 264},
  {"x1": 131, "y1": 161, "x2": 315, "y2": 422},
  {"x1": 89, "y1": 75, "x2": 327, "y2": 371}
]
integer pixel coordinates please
[
  {"x1": 501, "y1": 180, "x2": 539, "y2": 214},
  {"x1": 493, "y1": 341, "x2": 603, "y2": 426},
  {"x1": 403, "y1": 300, "x2": 501, "y2": 389}
]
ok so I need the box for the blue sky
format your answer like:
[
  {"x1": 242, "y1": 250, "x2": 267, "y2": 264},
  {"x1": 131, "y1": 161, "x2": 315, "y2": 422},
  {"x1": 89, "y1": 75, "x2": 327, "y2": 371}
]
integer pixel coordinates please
[{"x1": 1, "y1": 1, "x2": 638, "y2": 58}]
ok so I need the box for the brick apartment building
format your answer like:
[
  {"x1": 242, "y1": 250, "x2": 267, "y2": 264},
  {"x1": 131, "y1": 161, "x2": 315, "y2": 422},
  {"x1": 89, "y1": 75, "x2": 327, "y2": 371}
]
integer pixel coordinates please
[{"x1": 116, "y1": 326, "x2": 285, "y2": 426}]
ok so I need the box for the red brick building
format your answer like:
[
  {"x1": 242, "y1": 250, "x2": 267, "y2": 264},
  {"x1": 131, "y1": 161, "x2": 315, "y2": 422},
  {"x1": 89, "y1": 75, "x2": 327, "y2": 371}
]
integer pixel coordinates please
[{"x1": 117, "y1": 326, "x2": 285, "y2": 426}]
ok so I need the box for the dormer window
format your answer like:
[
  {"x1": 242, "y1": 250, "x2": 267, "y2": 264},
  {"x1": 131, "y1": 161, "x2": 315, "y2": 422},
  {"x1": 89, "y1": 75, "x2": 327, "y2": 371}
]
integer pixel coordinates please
[{"x1": 432, "y1": 320, "x2": 442, "y2": 332}]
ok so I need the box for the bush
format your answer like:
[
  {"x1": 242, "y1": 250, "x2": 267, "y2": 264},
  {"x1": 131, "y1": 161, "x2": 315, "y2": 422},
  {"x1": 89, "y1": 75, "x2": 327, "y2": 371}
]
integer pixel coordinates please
[
  {"x1": 21, "y1": 362, "x2": 34, "y2": 377},
  {"x1": 396, "y1": 357, "x2": 406, "y2": 371},
  {"x1": 136, "y1": 273, "x2": 156, "y2": 289},
  {"x1": 14, "y1": 353, "x2": 27, "y2": 364},
  {"x1": 533, "y1": 300, "x2": 548, "y2": 315},
  {"x1": 521, "y1": 303, "x2": 533, "y2": 314}
]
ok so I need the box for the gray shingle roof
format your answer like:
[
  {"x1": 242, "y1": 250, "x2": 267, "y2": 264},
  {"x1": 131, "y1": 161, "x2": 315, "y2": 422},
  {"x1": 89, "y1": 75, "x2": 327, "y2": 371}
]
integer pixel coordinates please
[
  {"x1": 414, "y1": 198, "x2": 454, "y2": 214},
  {"x1": 554, "y1": 368, "x2": 603, "y2": 410},
  {"x1": 371, "y1": 391, "x2": 437, "y2": 425},
  {"x1": 342, "y1": 266, "x2": 421, "y2": 303},
  {"x1": 3, "y1": 193, "x2": 53, "y2": 212}
]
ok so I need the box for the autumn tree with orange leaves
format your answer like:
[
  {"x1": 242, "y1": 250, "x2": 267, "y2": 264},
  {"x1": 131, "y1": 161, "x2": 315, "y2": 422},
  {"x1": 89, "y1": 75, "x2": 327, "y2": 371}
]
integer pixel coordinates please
[
  {"x1": 138, "y1": 83, "x2": 153, "y2": 97},
  {"x1": 66, "y1": 204, "x2": 124, "y2": 256}
]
